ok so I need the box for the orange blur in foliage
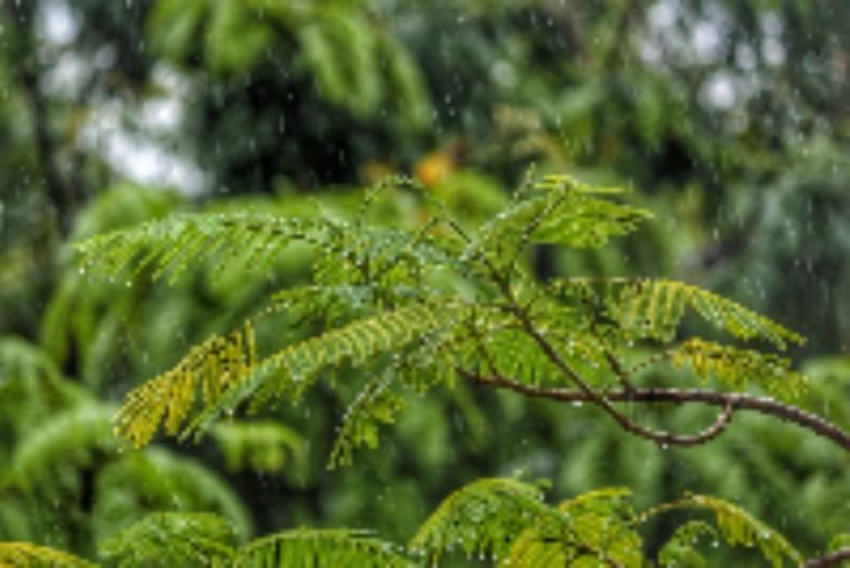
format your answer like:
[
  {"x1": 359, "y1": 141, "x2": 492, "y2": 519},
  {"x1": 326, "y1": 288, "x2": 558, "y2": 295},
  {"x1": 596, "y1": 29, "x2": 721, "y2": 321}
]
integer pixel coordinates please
[{"x1": 414, "y1": 150, "x2": 454, "y2": 187}]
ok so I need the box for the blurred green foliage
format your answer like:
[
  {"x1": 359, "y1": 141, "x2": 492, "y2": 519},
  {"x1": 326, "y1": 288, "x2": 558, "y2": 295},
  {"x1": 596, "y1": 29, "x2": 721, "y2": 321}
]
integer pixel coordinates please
[{"x1": 1, "y1": 0, "x2": 849, "y2": 565}]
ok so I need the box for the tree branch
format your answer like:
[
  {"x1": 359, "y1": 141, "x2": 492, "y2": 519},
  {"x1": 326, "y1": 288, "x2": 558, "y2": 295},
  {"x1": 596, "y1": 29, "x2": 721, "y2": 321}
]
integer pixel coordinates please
[
  {"x1": 803, "y1": 548, "x2": 850, "y2": 567},
  {"x1": 460, "y1": 370, "x2": 850, "y2": 452},
  {"x1": 510, "y1": 311, "x2": 736, "y2": 447}
]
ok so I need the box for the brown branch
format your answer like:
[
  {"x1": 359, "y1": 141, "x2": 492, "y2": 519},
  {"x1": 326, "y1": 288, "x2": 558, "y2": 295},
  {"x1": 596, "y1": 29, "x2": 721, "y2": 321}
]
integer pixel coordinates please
[
  {"x1": 460, "y1": 370, "x2": 850, "y2": 453},
  {"x1": 510, "y1": 310, "x2": 734, "y2": 447},
  {"x1": 804, "y1": 548, "x2": 850, "y2": 567}
]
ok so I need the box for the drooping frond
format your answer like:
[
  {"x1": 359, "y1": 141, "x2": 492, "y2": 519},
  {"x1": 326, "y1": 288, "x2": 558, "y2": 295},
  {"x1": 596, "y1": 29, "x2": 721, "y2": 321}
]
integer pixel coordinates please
[
  {"x1": 657, "y1": 521, "x2": 717, "y2": 568},
  {"x1": 200, "y1": 302, "x2": 465, "y2": 433},
  {"x1": 76, "y1": 201, "x2": 464, "y2": 290},
  {"x1": 212, "y1": 420, "x2": 306, "y2": 475},
  {"x1": 471, "y1": 174, "x2": 652, "y2": 264},
  {"x1": 409, "y1": 478, "x2": 561, "y2": 564},
  {"x1": 309, "y1": 221, "x2": 467, "y2": 289},
  {"x1": 114, "y1": 324, "x2": 257, "y2": 448},
  {"x1": 668, "y1": 338, "x2": 807, "y2": 400},
  {"x1": 76, "y1": 213, "x2": 322, "y2": 284},
  {"x1": 12, "y1": 402, "x2": 117, "y2": 492},
  {"x1": 0, "y1": 336, "x2": 65, "y2": 388},
  {"x1": 329, "y1": 372, "x2": 406, "y2": 469},
  {"x1": 0, "y1": 542, "x2": 98, "y2": 568},
  {"x1": 501, "y1": 533, "x2": 563, "y2": 568},
  {"x1": 553, "y1": 278, "x2": 804, "y2": 349},
  {"x1": 115, "y1": 301, "x2": 463, "y2": 447},
  {"x1": 235, "y1": 529, "x2": 411, "y2": 568},
  {"x1": 0, "y1": 337, "x2": 85, "y2": 438},
  {"x1": 642, "y1": 494, "x2": 802, "y2": 568},
  {"x1": 98, "y1": 512, "x2": 236, "y2": 567},
  {"x1": 556, "y1": 488, "x2": 642, "y2": 567},
  {"x1": 98, "y1": 447, "x2": 252, "y2": 542},
  {"x1": 503, "y1": 487, "x2": 641, "y2": 568}
]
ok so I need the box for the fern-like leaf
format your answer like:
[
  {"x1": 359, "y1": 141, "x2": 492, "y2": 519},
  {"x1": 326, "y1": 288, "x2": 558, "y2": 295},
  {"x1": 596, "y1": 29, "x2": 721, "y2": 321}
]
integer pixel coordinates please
[
  {"x1": 471, "y1": 175, "x2": 651, "y2": 266},
  {"x1": 0, "y1": 337, "x2": 85, "y2": 437},
  {"x1": 643, "y1": 494, "x2": 802, "y2": 567},
  {"x1": 504, "y1": 487, "x2": 641, "y2": 568},
  {"x1": 329, "y1": 372, "x2": 406, "y2": 469},
  {"x1": 554, "y1": 278, "x2": 804, "y2": 349},
  {"x1": 98, "y1": 512, "x2": 236, "y2": 567},
  {"x1": 668, "y1": 338, "x2": 807, "y2": 400},
  {"x1": 115, "y1": 301, "x2": 462, "y2": 447},
  {"x1": 98, "y1": 447, "x2": 252, "y2": 542},
  {"x1": 212, "y1": 420, "x2": 306, "y2": 475},
  {"x1": 12, "y1": 402, "x2": 117, "y2": 492},
  {"x1": 76, "y1": 213, "x2": 321, "y2": 284},
  {"x1": 114, "y1": 324, "x2": 257, "y2": 448},
  {"x1": 235, "y1": 528, "x2": 411, "y2": 567},
  {"x1": 558, "y1": 488, "x2": 642, "y2": 567},
  {"x1": 409, "y1": 478, "x2": 561, "y2": 564},
  {"x1": 657, "y1": 520, "x2": 717, "y2": 568},
  {"x1": 0, "y1": 542, "x2": 98, "y2": 567}
]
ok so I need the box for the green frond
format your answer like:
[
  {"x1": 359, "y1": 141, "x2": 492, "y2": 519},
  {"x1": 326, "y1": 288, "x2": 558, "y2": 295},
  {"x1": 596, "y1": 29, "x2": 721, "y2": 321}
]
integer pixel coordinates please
[
  {"x1": 409, "y1": 478, "x2": 560, "y2": 564},
  {"x1": 554, "y1": 277, "x2": 804, "y2": 349},
  {"x1": 381, "y1": 34, "x2": 431, "y2": 128},
  {"x1": 235, "y1": 528, "x2": 411, "y2": 568},
  {"x1": 668, "y1": 338, "x2": 807, "y2": 400},
  {"x1": 298, "y1": 11, "x2": 381, "y2": 117},
  {"x1": 310, "y1": 221, "x2": 466, "y2": 289},
  {"x1": 0, "y1": 542, "x2": 98, "y2": 568},
  {"x1": 329, "y1": 372, "x2": 406, "y2": 469},
  {"x1": 0, "y1": 337, "x2": 84, "y2": 438},
  {"x1": 501, "y1": 533, "x2": 564, "y2": 568},
  {"x1": 114, "y1": 324, "x2": 258, "y2": 448},
  {"x1": 557, "y1": 486, "x2": 634, "y2": 514},
  {"x1": 96, "y1": 448, "x2": 252, "y2": 544},
  {"x1": 643, "y1": 494, "x2": 802, "y2": 567},
  {"x1": 115, "y1": 300, "x2": 463, "y2": 448},
  {"x1": 99, "y1": 512, "x2": 236, "y2": 568},
  {"x1": 12, "y1": 402, "x2": 117, "y2": 492},
  {"x1": 480, "y1": 314, "x2": 611, "y2": 388},
  {"x1": 0, "y1": 336, "x2": 64, "y2": 388},
  {"x1": 501, "y1": 488, "x2": 642, "y2": 568},
  {"x1": 657, "y1": 520, "x2": 717, "y2": 568},
  {"x1": 191, "y1": 301, "x2": 465, "y2": 440},
  {"x1": 472, "y1": 174, "x2": 651, "y2": 264},
  {"x1": 482, "y1": 328, "x2": 562, "y2": 385},
  {"x1": 212, "y1": 420, "x2": 306, "y2": 475},
  {"x1": 75, "y1": 213, "x2": 321, "y2": 284},
  {"x1": 555, "y1": 488, "x2": 642, "y2": 567}
]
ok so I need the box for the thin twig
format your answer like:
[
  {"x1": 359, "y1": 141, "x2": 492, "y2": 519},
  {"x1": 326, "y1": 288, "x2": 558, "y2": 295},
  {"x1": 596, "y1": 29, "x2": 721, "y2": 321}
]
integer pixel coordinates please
[{"x1": 460, "y1": 370, "x2": 850, "y2": 452}]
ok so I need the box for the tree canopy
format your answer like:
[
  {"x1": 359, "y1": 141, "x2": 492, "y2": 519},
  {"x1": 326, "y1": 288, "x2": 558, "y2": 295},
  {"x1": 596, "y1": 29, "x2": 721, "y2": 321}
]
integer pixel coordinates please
[{"x1": 1, "y1": 1, "x2": 849, "y2": 566}]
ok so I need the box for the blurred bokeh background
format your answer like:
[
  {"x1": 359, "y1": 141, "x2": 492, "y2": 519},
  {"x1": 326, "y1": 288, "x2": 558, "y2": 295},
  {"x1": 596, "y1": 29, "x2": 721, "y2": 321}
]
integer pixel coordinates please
[{"x1": 1, "y1": 0, "x2": 848, "y2": 563}]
